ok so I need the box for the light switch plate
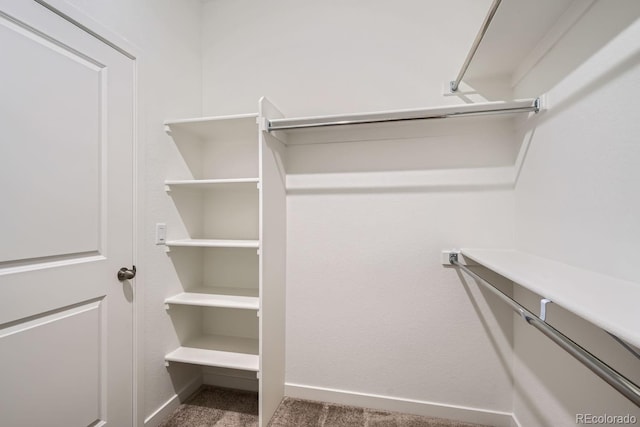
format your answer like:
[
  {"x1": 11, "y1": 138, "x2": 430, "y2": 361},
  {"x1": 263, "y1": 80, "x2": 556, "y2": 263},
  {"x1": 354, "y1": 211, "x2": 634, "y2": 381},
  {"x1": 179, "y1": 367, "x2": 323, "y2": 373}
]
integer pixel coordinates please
[{"x1": 155, "y1": 223, "x2": 167, "y2": 245}]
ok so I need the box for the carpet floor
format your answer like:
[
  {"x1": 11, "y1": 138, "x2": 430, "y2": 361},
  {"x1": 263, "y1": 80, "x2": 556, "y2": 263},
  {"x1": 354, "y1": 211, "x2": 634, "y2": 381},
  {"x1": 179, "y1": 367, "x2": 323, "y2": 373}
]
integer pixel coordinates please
[{"x1": 158, "y1": 386, "x2": 489, "y2": 427}]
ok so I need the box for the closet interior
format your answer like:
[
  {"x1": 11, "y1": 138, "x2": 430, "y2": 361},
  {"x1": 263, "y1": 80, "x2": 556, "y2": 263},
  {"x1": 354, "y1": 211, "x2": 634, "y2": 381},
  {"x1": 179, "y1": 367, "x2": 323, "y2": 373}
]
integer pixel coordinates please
[{"x1": 157, "y1": 0, "x2": 640, "y2": 426}]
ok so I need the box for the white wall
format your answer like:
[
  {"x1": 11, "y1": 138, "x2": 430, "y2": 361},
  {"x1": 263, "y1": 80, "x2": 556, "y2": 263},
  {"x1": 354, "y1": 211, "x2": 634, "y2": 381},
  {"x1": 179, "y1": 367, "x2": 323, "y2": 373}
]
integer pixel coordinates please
[
  {"x1": 512, "y1": 2, "x2": 640, "y2": 425},
  {"x1": 202, "y1": 1, "x2": 519, "y2": 423},
  {"x1": 58, "y1": 1, "x2": 203, "y2": 425},
  {"x1": 201, "y1": 0, "x2": 493, "y2": 117}
]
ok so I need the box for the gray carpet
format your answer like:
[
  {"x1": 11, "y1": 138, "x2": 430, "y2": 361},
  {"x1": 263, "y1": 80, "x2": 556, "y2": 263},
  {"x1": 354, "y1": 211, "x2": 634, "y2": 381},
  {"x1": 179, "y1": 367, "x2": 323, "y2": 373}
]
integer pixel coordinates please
[
  {"x1": 158, "y1": 386, "x2": 258, "y2": 427},
  {"x1": 158, "y1": 386, "x2": 489, "y2": 427},
  {"x1": 268, "y1": 397, "x2": 488, "y2": 427}
]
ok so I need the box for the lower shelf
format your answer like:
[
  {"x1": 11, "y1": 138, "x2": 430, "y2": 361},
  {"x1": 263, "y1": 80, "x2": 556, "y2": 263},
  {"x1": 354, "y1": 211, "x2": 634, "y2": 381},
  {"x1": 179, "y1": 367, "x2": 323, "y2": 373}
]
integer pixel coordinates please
[
  {"x1": 165, "y1": 239, "x2": 259, "y2": 249},
  {"x1": 165, "y1": 287, "x2": 259, "y2": 310},
  {"x1": 165, "y1": 334, "x2": 259, "y2": 372},
  {"x1": 460, "y1": 248, "x2": 640, "y2": 348}
]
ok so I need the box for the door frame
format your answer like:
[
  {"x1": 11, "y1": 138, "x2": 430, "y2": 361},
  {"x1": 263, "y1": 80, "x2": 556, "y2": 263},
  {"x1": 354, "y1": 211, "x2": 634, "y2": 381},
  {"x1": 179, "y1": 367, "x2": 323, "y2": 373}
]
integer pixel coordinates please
[{"x1": 32, "y1": 1, "x2": 144, "y2": 425}]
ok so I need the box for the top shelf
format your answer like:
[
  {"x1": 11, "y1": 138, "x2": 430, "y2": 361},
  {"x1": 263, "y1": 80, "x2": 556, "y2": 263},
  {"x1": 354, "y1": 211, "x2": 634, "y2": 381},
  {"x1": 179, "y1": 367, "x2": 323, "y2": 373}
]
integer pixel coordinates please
[
  {"x1": 453, "y1": 0, "x2": 591, "y2": 89},
  {"x1": 460, "y1": 248, "x2": 640, "y2": 348},
  {"x1": 164, "y1": 113, "x2": 258, "y2": 140},
  {"x1": 268, "y1": 99, "x2": 539, "y2": 141}
]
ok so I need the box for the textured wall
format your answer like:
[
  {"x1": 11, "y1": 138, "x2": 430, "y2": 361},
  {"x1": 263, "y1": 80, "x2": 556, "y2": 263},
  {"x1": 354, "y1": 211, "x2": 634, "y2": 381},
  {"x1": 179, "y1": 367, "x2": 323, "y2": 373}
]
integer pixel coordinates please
[
  {"x1": 512, "y1": 2, "x2": 640, "y2": 425},
  {"x1": 202, "y1": 0, "x2": 517, "y2": 419},
  {"x1": 201, "y1": 0, "x2": 493, "y2": 117}
]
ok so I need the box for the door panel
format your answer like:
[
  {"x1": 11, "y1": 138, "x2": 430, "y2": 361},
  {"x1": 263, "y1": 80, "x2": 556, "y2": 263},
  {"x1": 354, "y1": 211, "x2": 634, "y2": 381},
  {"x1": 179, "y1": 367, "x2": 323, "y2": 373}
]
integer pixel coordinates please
[
  {"x1": 0, "y1": 301, "x2": 103, "y2": 427},
  {"x1": 0, "y1": 14, "x2": 103, "y2": 263},
  {"x1": 0, "y1": 2, "x2": 134, "y2": 426}
]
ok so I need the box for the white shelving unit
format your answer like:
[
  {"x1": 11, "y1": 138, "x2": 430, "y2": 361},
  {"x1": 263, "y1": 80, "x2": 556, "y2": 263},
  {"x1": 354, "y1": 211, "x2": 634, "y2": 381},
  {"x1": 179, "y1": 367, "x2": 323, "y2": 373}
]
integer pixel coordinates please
[
  {"x1": 460, "y1": 248, "x2": 640, "y2": 348},
  {"x1": 162, "y1": 98, "x2": 287, "y2": 427}
]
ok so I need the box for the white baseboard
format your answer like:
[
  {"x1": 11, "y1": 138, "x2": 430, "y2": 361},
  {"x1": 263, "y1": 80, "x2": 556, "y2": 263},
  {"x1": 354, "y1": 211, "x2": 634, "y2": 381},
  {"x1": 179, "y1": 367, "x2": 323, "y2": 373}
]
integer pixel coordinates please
[
  {"x1": 285, "y1": 383, "x2": 515, "y2": 427},
  {"x1": 144, "y1": 375, "x2": 202, "y2": 427}
]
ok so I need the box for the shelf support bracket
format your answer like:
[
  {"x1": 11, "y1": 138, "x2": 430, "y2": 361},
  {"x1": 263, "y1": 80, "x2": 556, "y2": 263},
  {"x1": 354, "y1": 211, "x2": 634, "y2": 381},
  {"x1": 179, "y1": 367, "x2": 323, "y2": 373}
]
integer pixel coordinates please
[
  {"x1": 539, "y1": 298, "x2": 553, "y2": 322},
  {"x1": 257, "y1": 117, "x2": 269, "y2": 133}
]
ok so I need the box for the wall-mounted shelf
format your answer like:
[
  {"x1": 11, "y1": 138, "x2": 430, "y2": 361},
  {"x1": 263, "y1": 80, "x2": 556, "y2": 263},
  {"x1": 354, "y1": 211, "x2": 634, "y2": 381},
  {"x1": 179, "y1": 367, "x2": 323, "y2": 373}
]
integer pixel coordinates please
[
  {"x1": 459, "y1": 248, "x2": 640, "y2": 348},
  {"x1": 165, "y1": 178, "x2": 259, "y2": 190},
  {"x1": 450, "y1": 0, "x2": 594, "y2": 90},
  {"x1": 164, "y1": 113, "x2": 258, "y2": 139},
  {"x1": 165, "y1": 287, "x2": 259, "y2": 310},
  {"x1": 165, "y1": 335, "x2": 259, "y2": 372},
  {"x1": 268, "y1": 99, "x2": 539, "y2": 138},
  {"x1": 165, "y1": 239, "x2": 259, "y2": 249}
]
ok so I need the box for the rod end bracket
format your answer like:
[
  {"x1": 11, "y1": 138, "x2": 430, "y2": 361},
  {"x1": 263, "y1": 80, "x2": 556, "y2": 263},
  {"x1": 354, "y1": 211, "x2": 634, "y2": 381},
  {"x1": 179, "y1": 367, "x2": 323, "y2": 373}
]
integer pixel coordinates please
[
  {"x1": 442, "y1": 249, "x2": 461, "y2": 265},
  {"x1": 540, "y1": 298, "x2": 553, "y2": 322}
]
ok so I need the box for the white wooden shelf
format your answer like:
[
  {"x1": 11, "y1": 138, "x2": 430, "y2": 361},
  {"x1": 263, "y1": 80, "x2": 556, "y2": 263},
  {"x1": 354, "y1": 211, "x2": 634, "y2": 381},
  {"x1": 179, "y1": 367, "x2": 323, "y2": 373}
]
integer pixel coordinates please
[
  {"x1": 458, "y1": 0, "x2": 592, "y2": 86},
  {"x1": 165, "y1": 239, "x2": 259, "y2": 249},
  {"x1": 461, "y1": 249, "x2": 640, "y2": 348},
  {"x1": 165, "y1": 287, "x2": 259, "y2": 310},
  {"x1": 165, "y1": 178, "x2": 259, "y2": 190},
  {"x1": 164, "y1": 113, "x2": 258, "y2": 140},
  {"x1": 165, "y1": 334, "x2": 259, "y2": 372},
  {"x1": 268, "y1": 99, "x2": 539, "y2": 141}
]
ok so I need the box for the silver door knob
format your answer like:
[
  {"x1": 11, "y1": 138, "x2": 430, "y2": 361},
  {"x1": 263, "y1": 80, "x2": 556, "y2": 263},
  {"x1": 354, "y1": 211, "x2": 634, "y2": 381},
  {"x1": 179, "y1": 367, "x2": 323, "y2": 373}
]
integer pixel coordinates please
[{"x1": 117, "y1": 265, "x2": 136, "y2": 281}]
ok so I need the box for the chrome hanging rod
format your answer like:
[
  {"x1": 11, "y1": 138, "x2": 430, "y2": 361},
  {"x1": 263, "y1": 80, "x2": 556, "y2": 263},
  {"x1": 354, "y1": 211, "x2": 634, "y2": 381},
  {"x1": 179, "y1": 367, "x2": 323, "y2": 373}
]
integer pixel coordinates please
[
  {"x1": 450, "y1": 0, "x2": 502, "y2": 92},
  {"x1": 267, "y1": 98, "x2": 539, "y2": 132},
  {"x1": 449, "y1": 252, "x2": 640, "y2": 407}
]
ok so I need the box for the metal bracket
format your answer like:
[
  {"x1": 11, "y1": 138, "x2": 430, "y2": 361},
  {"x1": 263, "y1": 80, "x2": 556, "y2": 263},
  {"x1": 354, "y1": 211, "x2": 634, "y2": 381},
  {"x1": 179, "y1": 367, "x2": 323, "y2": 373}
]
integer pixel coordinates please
[
  {"x1": 539, "y1": 298, "x2": 553, "y2": 322},
  {"x1": 449, "y1": 251, "x2": 459, "y2": 264},
  {"x1": 257, "y1": 117, "x2": 269, "y2": 133}
]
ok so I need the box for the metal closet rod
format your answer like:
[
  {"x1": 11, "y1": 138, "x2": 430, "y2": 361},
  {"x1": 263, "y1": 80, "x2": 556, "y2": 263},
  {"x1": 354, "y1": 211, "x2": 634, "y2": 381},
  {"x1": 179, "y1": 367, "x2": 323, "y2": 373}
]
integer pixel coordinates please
[
  {"x1": 267, "y1": 98, "x2": 539, "y2": 132},
  {"x1": 449, "y1": 253, "x2": 640, "y2": 407},
  {"x1": 450, "y1": 0, "x2": 503, "y2": 92}
]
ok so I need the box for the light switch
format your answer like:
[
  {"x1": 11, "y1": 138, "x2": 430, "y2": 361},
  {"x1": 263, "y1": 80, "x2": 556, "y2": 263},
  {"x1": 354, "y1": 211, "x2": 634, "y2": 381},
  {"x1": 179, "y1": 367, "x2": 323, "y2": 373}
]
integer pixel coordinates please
[{"x1": 155, "y1": 223, "x2": 167, "y2": 245}]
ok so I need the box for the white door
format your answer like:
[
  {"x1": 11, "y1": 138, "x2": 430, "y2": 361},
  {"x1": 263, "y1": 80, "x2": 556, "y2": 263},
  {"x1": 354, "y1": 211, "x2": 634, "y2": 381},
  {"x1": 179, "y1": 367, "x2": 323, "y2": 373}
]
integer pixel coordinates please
[{"x1": 0, "y1": 1, "x2": 134, "y2": 426}]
